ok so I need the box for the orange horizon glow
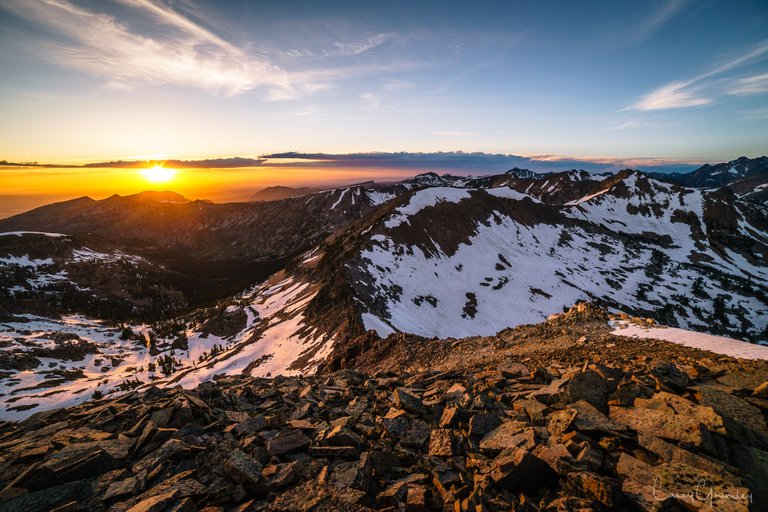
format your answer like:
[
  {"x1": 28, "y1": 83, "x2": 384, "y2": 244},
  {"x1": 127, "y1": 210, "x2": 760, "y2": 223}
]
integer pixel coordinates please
[{"x1": 0, "y1": 165, "x2": 418, "y2": 219}]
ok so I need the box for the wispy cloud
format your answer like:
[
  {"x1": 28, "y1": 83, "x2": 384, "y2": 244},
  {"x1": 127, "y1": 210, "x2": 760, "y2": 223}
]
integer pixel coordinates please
[
  {"x1": 727, "y1": 72, "x2": 768, "y2": 96},
  {"x1": 0, "y1": 0, "x2": 408, "y2": 99},
  {"x1": 609, "y1": 120, "x2": 658, "y2": 130},
  {"x1": 628, "y1": 81, "x2": 712, "y2": 111},
  {"x1": 0, "y1": 0, "x2": 287, "y2": 95},
  {"x1": 628, "y1": 0, "x2": 687, "y2": 44},
  {"x1": 739, "y1": 107, "x2": 768, "y2": 120},
  {"x1": 328, "y1": 33, "x2": 394, "y2": 56},
  {"x1": 626, "y1": 39, "x2": 768, "y2": 111}
]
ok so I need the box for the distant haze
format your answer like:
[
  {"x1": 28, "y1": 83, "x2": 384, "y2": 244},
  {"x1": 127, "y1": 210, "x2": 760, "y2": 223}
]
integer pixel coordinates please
[{"x1": 0, "y1": 151, "x2": 759, "y2": 219}]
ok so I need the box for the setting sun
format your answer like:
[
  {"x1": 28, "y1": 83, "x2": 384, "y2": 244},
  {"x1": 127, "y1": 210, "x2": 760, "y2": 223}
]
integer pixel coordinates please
[{"x1": 140, "y1": 165, "x2": 176, "y2": 184}]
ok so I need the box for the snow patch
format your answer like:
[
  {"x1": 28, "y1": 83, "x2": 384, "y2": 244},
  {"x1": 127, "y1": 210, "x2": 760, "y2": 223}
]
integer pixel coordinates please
[
  {"x1": 611, "y1": 321, "x2": 768, "y2": 360},
  {"x1": 385, "y1": 188, "x2": 471, "y2": 228},
  {"x1": 0, "y1": 231, "x2": 66, "y2": 237}
]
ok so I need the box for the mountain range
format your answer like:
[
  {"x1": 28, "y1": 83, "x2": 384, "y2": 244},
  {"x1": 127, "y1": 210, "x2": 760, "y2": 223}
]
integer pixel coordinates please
[{"x1": 0, "y1": 156, "x2": 767, "y2": 419}]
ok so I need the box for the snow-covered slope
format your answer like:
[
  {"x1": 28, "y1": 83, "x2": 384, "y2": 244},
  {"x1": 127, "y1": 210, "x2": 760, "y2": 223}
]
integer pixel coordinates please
[
  {"x1": 350, "y1": 173, "x2": 768, "y2": 342},
  {"x1": 611, "y1": 320, "x2": 768, "y2": 360},
  {"x1": 0, "y1": 259, "x2": 335, "y2": 420}
]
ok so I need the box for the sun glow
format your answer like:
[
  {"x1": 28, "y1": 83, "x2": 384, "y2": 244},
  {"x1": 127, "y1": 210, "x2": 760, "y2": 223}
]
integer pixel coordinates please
[{"x1": 140, "y1": 165, "x2": 176, "y2": 184}]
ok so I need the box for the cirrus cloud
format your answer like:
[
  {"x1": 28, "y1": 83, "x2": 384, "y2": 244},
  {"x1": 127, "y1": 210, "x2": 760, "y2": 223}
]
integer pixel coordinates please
[{"x1": 626, "y1": 39, "x2": 768, "y2": 111}]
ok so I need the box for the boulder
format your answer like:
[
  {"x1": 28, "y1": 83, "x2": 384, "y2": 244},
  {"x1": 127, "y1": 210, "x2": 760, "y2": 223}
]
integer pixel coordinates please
[
  {"x1": 467, "y1": 413, "x2": 501, "y2": 436},
  {"x1": 428, "y1": 429, "x2": 457, "y2": 457},
  {"x1": 651, "y1": 363, "x2": 690, "y2": 392},
  {"x1": 565, "y1": 370, "x2": 611, "y2": 411},
  {"x1": 266, "y1": 429, "x2": 311, "y2": 457},
  {"x1": 393, "y1": 388, "x2": 428, "y2": 416},
  {"x1": 563, "y1": 471, "x2": 621, "y2": 507},
  {"x1": 381, "y1": 408, "x2": 410, "y2": 439},
  {"x1": 609, "y1": 392, "x2": 725, "y2": 451},
  {"x1": 479, "y1": 421, "x2": 531, "y2": 454},
  {"x1": 223, "y1": 449, "x2": 263, "y2": 488},
  {"x1": 490, "y1": 448, "x2": 556, "y2": 494}
]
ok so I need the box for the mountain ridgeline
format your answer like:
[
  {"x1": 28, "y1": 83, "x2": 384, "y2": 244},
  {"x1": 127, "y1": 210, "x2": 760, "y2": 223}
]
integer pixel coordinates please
[
  {"x1": 0, "y1": 156, "x2": 767, "y2": 431},
  {"x1": 1, "y1": 157, "x2": 766, "y2": 337}
]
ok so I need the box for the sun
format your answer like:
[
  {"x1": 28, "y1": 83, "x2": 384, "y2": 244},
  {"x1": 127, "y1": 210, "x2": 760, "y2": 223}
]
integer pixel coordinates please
[{"x1": 140, "y1": 165, "x2": 176, "y2": 184}]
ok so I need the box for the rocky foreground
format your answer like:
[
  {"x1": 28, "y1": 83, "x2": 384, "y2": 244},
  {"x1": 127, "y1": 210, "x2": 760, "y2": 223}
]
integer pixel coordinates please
[{"x1": 0, "y1": 309, "x2": 767, "y2": 511}]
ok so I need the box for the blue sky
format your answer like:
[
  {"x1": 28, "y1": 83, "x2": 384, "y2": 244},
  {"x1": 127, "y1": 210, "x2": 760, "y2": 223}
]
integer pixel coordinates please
[{"x1": 0, "y1": 0, "x2": 766, "y2": 164}]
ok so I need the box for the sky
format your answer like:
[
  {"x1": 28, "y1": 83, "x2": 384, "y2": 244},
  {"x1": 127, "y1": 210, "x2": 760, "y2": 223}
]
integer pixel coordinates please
[
  {"x1": 0, "y1": 0, "x2": 767, "y2": 215},
  {"x1": 0, "y1": 0, "x2": 766, "y2": 162}
]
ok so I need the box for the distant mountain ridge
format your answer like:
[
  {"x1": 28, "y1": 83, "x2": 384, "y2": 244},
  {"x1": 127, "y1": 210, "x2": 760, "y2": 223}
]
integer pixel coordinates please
[
  {"x1": 649, "y1": 156, "x2": 768, "y2": 204},
  {"x1": 251, "y1": 186, "x2": 320, "y2": 202},
  {"x1": 654, "y1": 156, "x2": 767, "y2": 187}
]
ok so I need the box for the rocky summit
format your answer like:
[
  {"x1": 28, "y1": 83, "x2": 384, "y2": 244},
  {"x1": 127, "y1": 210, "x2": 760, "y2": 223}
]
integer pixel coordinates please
[{"x1": 0, "y1": 307, "x2": 766, "y2": 512}]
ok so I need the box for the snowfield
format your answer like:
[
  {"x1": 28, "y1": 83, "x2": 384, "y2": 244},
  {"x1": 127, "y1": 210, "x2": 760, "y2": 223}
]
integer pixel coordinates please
[
  {"x1": 384, "y1": 188, "x2": 471, "y2": 228},
  {"x1": 358, "y1": 179, "x2": 768, "y2": 342},
  {"x1": 0, "y1": 262, "x2": 334, "y2": 421},
  {"x1": 611, "y1": 320, "x2": 768, "y2": 360}
]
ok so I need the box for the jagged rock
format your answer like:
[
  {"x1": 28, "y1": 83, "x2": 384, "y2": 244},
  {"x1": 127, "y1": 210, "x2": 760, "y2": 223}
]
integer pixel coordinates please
[
  {"x1": 428, "y1": 429, "x2": 456, "y2": 457},
  {"x1": 368, "y1": 450, "x2": 399, "y2": 477},
  {"x1": 125, "y1": 490, "x2": 180, "y2": 512},
  {"x1": 533, "y1": 443, "x2": 575, "y2": 475},
  {"x1": 616, "y1": 452, "x2": 751, "y2": 511},
  {"x1": 264, "y1": 461, "x2": 303, "y2": 489},
  {"x1": 443, "y1": 383, "x2": 471, "y2": 407},
  {"x1": 223, "y1": 449, "x2": 263, "y2": 488},
  {"x1": 753, "y1": 381, "x2": 768, "y2": 399},
  {"x1": 329, "y1": 461, "x2": 370, "y2": 492},
  {"x1": 393, "y1": 388, "x2": 428, "y2": 416},
  {"x1": 323, "y1": 425, "x2": 364, "y2": 448},
  {"x1": 0, "y1": 336, "x2": 765, "y2": 512},
  {"x1": 266, "y1": 429, "x2": 311, "y2": 456},
  {"x1": 565, "y1": 370, "x2": 611, "y2": 411},
  {"x1": 499, "y1": 362, "x2": 530, "y2": 378},
  {"x1": 439, "y1": 404, "x2": 462, "y2": 428},
  {"x1": 104, "y1": 476, "x2": 143, "y2": 502},
  {"x1": 308, "y1": 445, "x2": 359, "y2": 458},
  {"x1": 381, "y1": 408, "x2": 410, "y2": 439},
  {"x1": 400, "y1": 418, "x2": 430, "y2": 448},
  {"x1": 378, "y1": 473, "x2": 428, "y2": 506},
  {"x1": 570, "y1": 400, "x2": 632, "y2": 438},
  {"x1": 531, "y1": 377, "x2": 568, "y2": 404},
  {"x1": 479, "y1": 421, "x2": 533, "y2": 454},
  {"x1": 430, "y1": 463, "x2": 461, "y2": 503},
  {"x1": 563, "y1": 471, "x2": 621, "y2": 507},
  {"x1": 547, "y1": 408, "x2": 577, "y2": 439},
  {"x1": 233, "y1": 415, "x2": 267, "y2": 436},
  {"x1": 512, "y1": 398, "x2": 548, "y2": 425},
  {"x1": 609, "y1": 391, "x2": 726, "y2": 452},
  {"x1": 490, "y1": 448, "x2": 556, "y2": 494},
  {"x1": 132, "y1": 439, "x2": 196, "y2": 475},
  {"x1": 638, "y1": 432, "x2": 740, "y2": 478},
  {"x1": 651, "y1": 363, "x2": 690, "y2": 392},
  {"x1": 405, "y1": 484, "x2": 427, "y2": 511},
  {"x1": 694, "y1": 386, "x2": 768, "y2": 446},
  {"x1": 610, "y1": 380, "x2": 652, "y2": 406},
  {"x1": 467, "y1": 412, "x2": 501, "y2": 436}
]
